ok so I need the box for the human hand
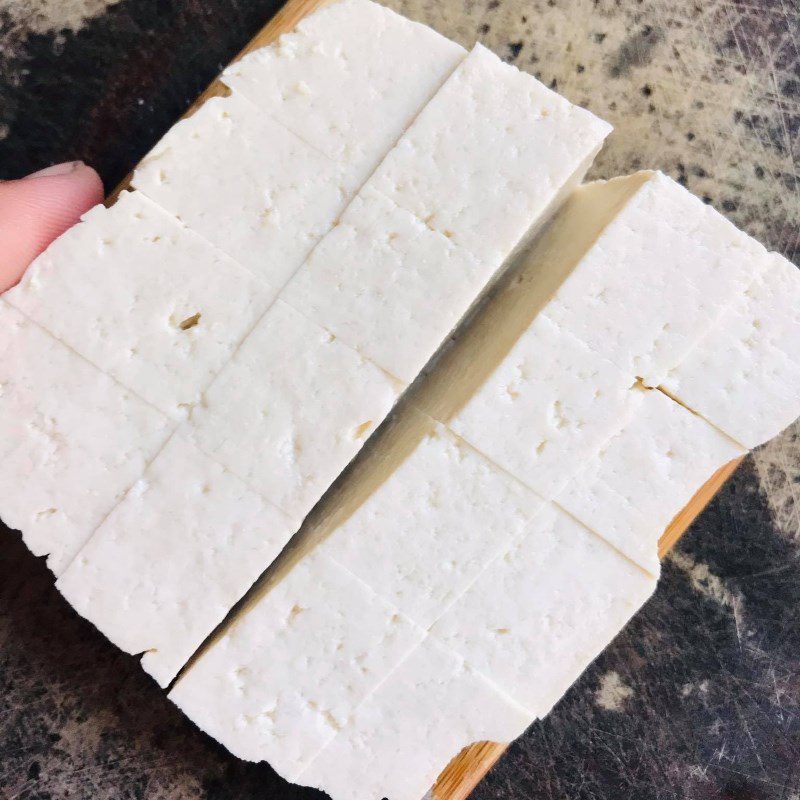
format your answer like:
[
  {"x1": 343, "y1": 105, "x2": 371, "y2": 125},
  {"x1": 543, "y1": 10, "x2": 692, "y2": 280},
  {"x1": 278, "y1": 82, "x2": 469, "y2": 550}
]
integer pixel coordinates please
[{"x1": 0, "y1": 161, "x2": 104, "y2": 293}]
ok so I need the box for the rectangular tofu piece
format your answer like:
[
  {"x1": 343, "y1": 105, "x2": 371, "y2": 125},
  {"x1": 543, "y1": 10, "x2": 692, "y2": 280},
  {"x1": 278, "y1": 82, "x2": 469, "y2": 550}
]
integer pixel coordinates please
[
  {"x1": 0, "y1": 301, "x2": 171, "y2": 575},
  {"x1": 185, "y1": 299, "x2": 400, "y2": 524},
  {"x1": 221, "y1": 0, "x2": 466, "y2": 186},
  {"x1": 168, "y1": 551, "x2": 424, "y2": 779},
  {"x1": 132, "y1": 93, "x2": 353, "y2": 288},
  {"x1": 4, "y1": 191, "x2": 276, "y2": 419},
  {"x1": 298, "y1": 636, "x2": 531, "y2": 800},
  {"x1": 558, "y1": 389, "x2": 745, "y2": 574},
  {"x1": 56, "y1": 434, "x2": 297, "y2": 688},
  {"x1": 312, "y1": 408, "x2": 543, "y2": 628},
  {"x1": 661, "y1": 253, "x2": 800, "y2": 448},
  {"x1": 431, "y1": 504, "x2": 656, "y2": 717},
  {"x1": 367, "y1": 43, "x2": 612, "y2": 264},
  {"x1": 537, "y1": 171, "x2": 770, "y2": 386}
]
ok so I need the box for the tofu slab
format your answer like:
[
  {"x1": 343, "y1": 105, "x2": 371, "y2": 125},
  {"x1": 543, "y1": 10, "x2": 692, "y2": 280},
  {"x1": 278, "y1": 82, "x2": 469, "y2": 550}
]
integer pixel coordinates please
[
  {"x1": 431, "y1": 504, "x2": 656, "y2": 716},
  {"x1": 56, "y1": 434, "x2": 296, "y2": 688},
  {"x1": 133, "y1": 93, "x2": 352, "y2": 288},
  {"x1": 558, "y1": 389, "x2": 745, "y2": 574},
  {"x1": 222, "y1": 0, "x2": 466, "y2": 185},
  {"x1": 283, "y1": 186, "x2": 486, "y2": 384},
  {"x1": 185, "y1": 300, "x2": 400, "y2": 524},
  {"x1": 314, "y1": 408, "x2": 544, "y2": 628},
  {"x1": 0, "y1": 301, "x2": 171, "y2": 575},
  {"x1": 662, "y1": 253, "x2": 800, "y2": 448},
  {"x1": 4, "y1": 191, "x2": 276, "y2": 419},
  {"x1": 367, "y1": 43, "x2": 612, "y2": 264},
  {"x1": 298, "y1": 636, "x2": 531, "y2": 800},
  {"x1": 169, "y1": 552, "x2": 424, "y2": 779}
]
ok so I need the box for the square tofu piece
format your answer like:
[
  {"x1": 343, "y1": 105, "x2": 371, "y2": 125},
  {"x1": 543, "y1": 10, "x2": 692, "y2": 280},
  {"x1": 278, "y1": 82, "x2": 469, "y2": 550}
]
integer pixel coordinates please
[
  {"x1": 367, "y1": 44, "x2": 612, "y2": 264},
  {"x1": 314, "y1": 408, "x2": 543, "y2": 628},
  {"x1": 168, "y1": 552, "x2": 424, "y2": 779},
  {"x1": 185, "y1": 300, "x2": 400, "y2": 524},
  {"x1": 283, "y1": 186, "x2": 487, "y2": 384},
  {"x1": 4, "y1": 191, "x2": 276, "y2": 419},
  {"x1": 222, "y1": 0, "x2": 466, "y2": 185},
  {"x1": 56, "y1": 434, "x2": 297, "y2": 688},
  {"x1": 661, "y1": 253, "x2": 800, "y2": 448},
  {"x1": 431, "y1": 504, "x2": 656, "y2": 717},
  {"x1": 0, "y1": 302, "x2": 171, "y2": 575},
  {"x1": 538, "y1": 171, "x2": 770, "y2": 386},
  {"x1": 133, "y1": 93, "x2": 352, "y2": 288},
  {"x1": 298, "y1": 636, "x2": 531, "y2": 800},
  {"x1": 558, "y1": 389, "x2": 745, "y2": 574}
]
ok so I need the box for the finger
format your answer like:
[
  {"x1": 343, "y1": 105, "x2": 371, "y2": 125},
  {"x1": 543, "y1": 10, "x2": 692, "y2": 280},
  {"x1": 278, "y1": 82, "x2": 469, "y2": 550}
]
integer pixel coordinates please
[{"x1": 0, "y1": 161, "x2": 105, "y2": 292}]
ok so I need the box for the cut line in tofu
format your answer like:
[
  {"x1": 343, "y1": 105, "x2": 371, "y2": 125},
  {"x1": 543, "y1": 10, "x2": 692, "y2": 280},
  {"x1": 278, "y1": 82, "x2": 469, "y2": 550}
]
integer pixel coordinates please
[
  {"x1": 0, "y1": 301, "x2": 172, "y2": 576},
  {"x1": 56, "y1": 433, "x2": 297, "y2": 688},
  {"x1": 661, "y1": 253, "x2": 800, "y2": 449},
  {"x1": 4, "y1": 191, "x2": 277, "y2": 419},
  {"x1": 558, "y1": 388, "x2": 745, "y2": 574}
]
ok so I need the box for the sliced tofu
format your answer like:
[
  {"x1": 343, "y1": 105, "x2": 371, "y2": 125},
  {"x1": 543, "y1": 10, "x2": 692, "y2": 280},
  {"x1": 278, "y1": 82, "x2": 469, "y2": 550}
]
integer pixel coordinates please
[
  {"x1": 56, "y1": 434, "x2": 296, "y2": 688},
  {"x1": 168, "y1": 551, "x2": 424, "y2": 779},
  {"x1": 367, "y1": 43, "x2": 612, "y2": 264},
  {"x1": 431, "y1": 504, "x2": 656, "y2": 717},
  {"x1": 184, "y1": 299, "x2": 400, "y2": 524},
  {"x1": 558, "y1": 389, "x2": 745, "y2": 574},
  {"x1": 221, "y1": 0, "x2": 466, "y2": 186},
  {"x1": 537, "y1": 171, "x2": 770, "y2": 386},
  {"x1": 4, "y1": 191, "x2": 276, "y2": 419},
  {"x1": 0, "y1": 301, "x2": 171, "y2": 575},
  {"x1": 661, "y1": 253, "x2": 800, "y2": 448},
  {"x1": 312, "y1": 408, "x2": 543, "y2": 628},
  {"x1": 298, "y1": 636, "x2": 531, "y2": 800},
  {"x1": 133, "y1": 93, "x2": 353, "y2": 288}
]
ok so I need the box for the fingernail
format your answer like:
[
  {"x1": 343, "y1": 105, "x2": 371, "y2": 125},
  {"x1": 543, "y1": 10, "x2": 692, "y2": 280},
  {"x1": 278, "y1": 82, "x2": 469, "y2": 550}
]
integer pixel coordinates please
[{"x1": 24, "y1": 161, "x2": 86, "y2": 179}]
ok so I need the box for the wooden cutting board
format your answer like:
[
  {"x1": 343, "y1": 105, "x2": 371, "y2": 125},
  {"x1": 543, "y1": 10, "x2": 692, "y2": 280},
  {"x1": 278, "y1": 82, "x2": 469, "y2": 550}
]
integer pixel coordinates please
[{"x1": 115, "y1": 0, "x2": 745, "y2": 795}]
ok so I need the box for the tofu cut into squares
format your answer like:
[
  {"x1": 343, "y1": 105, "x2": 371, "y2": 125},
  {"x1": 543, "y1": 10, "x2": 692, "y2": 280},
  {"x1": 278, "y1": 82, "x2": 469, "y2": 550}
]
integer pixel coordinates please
[
  {"x1": 558, "y1": 389, "x2": 745, "y2": 574},
  {"x1": 185, "y1": 300, "x2": 400, "y2": 524},
  {"x1": 661, "y1": 253, "x2": 800, "y2": 448},
  {"x1": 4, "y1": 191, "x2": 276, "y2": 419},
  {"x1": 0, "y1": 301, "x2": 171, "y2": 576},
  {"x1": 283, "y1": 186, "x2": 489, "y2": 384},
  {"x1": 298, "y1": 636, "x2": 531, "y2": 800},
  {"x1": 367, "y1": 43, "x2": 612, "y2": 265},
  {"x1": 537, "y1": 170, "x2": 770, "y2": 386},
  {"x1": 222, "y1": 0, "x2": 466, "y2": 186},
  {"x1": 133, "y1": 93, "x2": 352, "y2": 288},
  {"x1": 311, "y1": 407, "x2": 544, "y2": 628},
  {"x1": 431, "y1": 504, "x2": 656, "y2": 717},
  {"x1": 168, "y1": 551, "x2": 424, "y2": 779},
  {"x1": 56, "y1": 434, "x2": 297, "y2": 688}
]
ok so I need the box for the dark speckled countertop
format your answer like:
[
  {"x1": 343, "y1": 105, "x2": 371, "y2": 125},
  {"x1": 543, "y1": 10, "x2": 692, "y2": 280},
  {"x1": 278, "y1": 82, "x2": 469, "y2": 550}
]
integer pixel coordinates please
[{"x1": 1, "y1": 1, "x2": 799, "y2": 798}]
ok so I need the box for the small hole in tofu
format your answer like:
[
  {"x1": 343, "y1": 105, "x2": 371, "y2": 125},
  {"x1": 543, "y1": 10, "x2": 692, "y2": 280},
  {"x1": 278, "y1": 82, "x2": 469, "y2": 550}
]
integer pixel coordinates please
[
  {"x1": 495, "y1": 628, "x2": 510, "y2": 635},
  {"x1": 179, "y1": 312, "x2": 201, "y2": 331},
  {"x1": 353, "y1": 420, "x2": 373, "y2": 439}
]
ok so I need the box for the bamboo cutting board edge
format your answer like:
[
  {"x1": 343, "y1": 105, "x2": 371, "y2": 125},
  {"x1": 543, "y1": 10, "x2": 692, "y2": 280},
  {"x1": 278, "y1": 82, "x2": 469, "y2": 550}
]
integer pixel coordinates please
[{"x1": 112, "y1": 0, "x2": 746, "y2": 796}]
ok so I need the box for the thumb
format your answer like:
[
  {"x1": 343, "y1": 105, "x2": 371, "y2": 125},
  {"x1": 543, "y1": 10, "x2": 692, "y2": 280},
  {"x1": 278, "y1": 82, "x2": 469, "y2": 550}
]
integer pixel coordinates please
[{"x1": 0, "y1": 161, "x2": 104, "y2": 292}]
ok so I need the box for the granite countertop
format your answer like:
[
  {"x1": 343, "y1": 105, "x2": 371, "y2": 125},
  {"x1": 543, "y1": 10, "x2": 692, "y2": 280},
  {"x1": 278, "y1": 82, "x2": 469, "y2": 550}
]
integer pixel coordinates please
[{"x1": 1, "y1": 1, "x2": 799, "y2": 798}]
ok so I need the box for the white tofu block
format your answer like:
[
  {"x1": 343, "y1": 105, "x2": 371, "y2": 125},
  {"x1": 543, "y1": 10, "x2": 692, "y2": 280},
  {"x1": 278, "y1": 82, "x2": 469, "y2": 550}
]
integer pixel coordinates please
[
  {"x1": 558, "y1": 389, "x2": 745, "y2": 574},
  {"x1": 662, "y1": 253, "x2": 800, "y2": 448},
  {"x1": 315, "y1": 409, "x2": 544, "y2": 628},
  {"x1": 431, "y1": 504, "x2": 657, "y2": 717},
  {"x1": 4, "y1": 191, "x2": 276, "y2": 419},
  {"x1": 222, "y1": 0, "x2": 465, "y2": 185},
  {"x1": 169, "y1": 552, "x2": 424, "y2": 779},
  {"x1": 540, "y1": 171, "x2": 770, "y2": 386},
  {"x1": 367, "y1": 44, "x2": 612, "y2": 264},
  {"x1": 299, "y1": 636, "x2": 531, "y2": 800},
  {"x1": 283, "y1": 187, "x2": 487, "y2": 383},
  {"x1": 56, "y1": 434, "x2": 297, "y2": 688},
  {"x1": 185, "y1": 300, "x2": 400, "y2": 524},
  {"x1": 0, "y1": 301, "x2": 171, "y2": 575},
  {"x1": 133, "y1": 93, "x2": 352, "y2": 288}
]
